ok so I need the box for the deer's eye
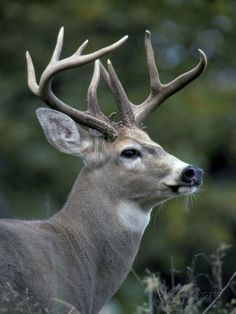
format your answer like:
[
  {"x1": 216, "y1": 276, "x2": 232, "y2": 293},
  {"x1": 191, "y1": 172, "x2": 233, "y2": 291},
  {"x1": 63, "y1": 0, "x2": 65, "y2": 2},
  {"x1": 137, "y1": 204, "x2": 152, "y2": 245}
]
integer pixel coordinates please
[{"x1": 121, "y1": 149, "x2": 141, "y2": 159}]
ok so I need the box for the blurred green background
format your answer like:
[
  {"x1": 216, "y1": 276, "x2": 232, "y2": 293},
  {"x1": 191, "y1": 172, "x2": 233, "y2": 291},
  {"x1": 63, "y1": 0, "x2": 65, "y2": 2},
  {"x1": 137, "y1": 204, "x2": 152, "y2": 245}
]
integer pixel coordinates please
[{"x1": 0, "y1": 0, "x2": 236, "y2": 312}]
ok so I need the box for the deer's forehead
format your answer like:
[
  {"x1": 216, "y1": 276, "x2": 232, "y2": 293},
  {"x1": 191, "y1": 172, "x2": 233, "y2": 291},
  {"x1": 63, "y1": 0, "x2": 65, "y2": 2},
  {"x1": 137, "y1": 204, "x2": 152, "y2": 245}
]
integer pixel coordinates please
[{"x1": 113, "y1": 129, "x2": 158, "y2": 150}]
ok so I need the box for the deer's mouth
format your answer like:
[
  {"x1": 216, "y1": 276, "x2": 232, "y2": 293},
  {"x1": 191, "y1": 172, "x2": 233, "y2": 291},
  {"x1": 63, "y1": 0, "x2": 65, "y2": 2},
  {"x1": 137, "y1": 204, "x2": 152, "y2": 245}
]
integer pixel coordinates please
[{"x1": 166, "y1": 184, "x2": 198, "y2": 195}]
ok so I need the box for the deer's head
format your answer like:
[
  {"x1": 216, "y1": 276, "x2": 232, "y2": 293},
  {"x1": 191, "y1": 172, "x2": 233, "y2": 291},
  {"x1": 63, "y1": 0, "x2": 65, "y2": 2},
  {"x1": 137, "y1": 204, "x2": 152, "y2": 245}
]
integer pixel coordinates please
[{"x1": 27, "y1": 28, "x2": 206, "y2": 209}]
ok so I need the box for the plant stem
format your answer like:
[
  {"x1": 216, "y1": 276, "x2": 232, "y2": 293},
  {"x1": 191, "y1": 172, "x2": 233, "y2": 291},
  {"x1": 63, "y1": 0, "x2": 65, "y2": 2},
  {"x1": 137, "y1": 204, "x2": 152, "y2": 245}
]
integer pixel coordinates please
[{"x1": 202, "y1": 271, "x2": 236, "y2": 314}]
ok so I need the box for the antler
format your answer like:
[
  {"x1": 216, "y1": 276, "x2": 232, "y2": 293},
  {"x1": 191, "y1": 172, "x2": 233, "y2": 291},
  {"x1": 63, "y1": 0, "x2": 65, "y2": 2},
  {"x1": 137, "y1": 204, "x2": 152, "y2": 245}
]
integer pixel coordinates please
[
  {"x1": 100, "y1": 30, "x2": 207, "y2": 126},
  {"x1": 26, "y1": 27, "x2": 128, "y2": 141}
]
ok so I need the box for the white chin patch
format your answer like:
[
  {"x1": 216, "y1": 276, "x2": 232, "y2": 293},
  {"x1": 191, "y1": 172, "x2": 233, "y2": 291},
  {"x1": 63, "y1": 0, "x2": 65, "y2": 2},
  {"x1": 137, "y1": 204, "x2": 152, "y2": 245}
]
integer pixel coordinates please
[{"x1": 178, "y1": 186, "x2": 197, "y2": 195}]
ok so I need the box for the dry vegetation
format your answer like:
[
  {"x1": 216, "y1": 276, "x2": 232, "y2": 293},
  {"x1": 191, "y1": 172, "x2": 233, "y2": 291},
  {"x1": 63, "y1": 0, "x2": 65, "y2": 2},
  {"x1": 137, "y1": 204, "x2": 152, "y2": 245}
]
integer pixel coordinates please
[
  {"x1": 135, "y1": 243, "x2": 236, "y2": 314},
  {"x1": 0, "y1": 284, "x2": 79, "y2": 314}
]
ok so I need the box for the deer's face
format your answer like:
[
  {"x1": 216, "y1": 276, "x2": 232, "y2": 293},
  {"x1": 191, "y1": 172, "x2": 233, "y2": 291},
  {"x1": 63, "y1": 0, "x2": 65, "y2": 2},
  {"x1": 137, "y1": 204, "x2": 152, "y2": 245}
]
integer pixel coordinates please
[{"x1": 99, "y1": 127, "x2": 203, "y2": 208}]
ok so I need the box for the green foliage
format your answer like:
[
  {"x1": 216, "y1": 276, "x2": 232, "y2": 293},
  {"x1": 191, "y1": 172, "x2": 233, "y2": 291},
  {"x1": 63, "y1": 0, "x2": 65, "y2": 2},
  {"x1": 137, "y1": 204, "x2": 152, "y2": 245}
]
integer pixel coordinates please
[{"x1": 0, "y1": 0, "x2": 236, "y2": 312}]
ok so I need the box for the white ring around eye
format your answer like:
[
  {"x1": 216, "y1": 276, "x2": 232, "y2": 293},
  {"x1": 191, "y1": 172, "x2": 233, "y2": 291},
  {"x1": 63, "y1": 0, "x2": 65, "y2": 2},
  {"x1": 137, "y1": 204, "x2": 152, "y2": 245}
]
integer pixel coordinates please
[{"x1": 121, "y1": 154, "x2": 143, "y2": 170}]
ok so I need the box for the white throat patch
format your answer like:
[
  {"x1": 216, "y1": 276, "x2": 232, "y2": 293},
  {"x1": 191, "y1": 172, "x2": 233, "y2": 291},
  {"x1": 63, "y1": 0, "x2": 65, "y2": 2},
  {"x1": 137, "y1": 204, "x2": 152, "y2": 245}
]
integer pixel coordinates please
[{"x1": 117, "y1": 201, "x2": 151, "y2": 234}]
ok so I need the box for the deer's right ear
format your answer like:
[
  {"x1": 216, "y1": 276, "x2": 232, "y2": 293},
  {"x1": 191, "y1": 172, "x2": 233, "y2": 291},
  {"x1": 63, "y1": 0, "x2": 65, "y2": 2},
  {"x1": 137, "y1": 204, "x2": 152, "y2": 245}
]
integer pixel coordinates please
[{"x1": 36, "y1": 108, "x2": 93, "y2": 157}]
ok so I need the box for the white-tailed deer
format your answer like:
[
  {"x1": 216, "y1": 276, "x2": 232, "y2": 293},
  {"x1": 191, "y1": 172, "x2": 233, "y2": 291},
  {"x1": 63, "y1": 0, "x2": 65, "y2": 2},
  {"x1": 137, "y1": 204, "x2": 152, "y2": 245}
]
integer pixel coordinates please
[{"x1": 0, "y1": 28, "x2": 207, "y2": 313}]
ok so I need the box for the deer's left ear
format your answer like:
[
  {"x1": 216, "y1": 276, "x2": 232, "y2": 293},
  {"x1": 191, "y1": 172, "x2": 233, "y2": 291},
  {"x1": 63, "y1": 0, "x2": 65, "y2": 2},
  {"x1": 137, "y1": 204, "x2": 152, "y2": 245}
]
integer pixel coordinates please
[{"x1": 36, "y1": 108, "x2": 94, "y2": 157}]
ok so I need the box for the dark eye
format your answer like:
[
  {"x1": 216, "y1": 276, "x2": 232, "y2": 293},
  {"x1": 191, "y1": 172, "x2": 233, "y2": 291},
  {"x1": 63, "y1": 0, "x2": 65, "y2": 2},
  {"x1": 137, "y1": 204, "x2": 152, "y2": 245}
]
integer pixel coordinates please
[{"x1": 121, "y1": 149, "x2": 141, "y2": 159}]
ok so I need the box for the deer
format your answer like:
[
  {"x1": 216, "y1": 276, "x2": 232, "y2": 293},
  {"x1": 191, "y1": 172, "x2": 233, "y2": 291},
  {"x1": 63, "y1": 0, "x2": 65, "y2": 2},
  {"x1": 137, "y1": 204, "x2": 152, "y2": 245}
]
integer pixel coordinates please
[{"x1": 0, "y1": 27, "x2": 207, "y2": 313}]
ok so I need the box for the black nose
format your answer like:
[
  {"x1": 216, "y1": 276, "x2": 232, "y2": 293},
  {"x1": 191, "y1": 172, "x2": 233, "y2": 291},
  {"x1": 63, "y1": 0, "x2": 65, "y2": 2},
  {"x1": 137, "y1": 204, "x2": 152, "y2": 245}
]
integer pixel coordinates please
[{"x1": 181, "y1": 166, "x2": 204, "y2": 186}]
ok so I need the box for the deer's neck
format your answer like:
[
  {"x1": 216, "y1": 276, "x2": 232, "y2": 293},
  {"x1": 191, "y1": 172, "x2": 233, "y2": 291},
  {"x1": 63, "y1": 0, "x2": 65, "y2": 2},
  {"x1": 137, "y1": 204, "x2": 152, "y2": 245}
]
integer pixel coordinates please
[
  {"x1": 55, "y1": 167, "x2": 151, "y2": 234},
  {"x1": 52, "y1": 167, "x2": 151, "y2": 312}
]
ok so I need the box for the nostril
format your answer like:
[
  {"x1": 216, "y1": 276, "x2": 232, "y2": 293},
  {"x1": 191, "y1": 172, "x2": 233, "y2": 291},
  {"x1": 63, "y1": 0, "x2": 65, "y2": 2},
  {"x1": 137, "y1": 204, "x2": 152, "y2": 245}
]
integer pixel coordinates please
[
  {"x1": 181, "y1": 166, "x2": 197, "y2": 183},
  {"x1": 184, "y1": 168, "x2": 195, "y2": 178}
]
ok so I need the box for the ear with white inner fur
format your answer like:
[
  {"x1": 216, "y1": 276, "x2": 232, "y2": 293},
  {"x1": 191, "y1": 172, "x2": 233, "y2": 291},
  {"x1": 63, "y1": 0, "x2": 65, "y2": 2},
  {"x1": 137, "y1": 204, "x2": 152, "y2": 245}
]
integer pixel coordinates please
[{"x1": 36, "y1": 108, "x2": 93, "y2": 157}]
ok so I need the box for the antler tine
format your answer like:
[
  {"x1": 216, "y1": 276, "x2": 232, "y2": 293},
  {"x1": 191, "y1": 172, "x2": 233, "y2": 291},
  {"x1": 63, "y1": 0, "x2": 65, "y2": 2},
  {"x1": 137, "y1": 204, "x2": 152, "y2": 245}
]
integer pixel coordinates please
[
  {"x1": 163, "y1": 49, "x2": 207, "y2": 94},
  {"x1": 50, "y1": 26, "x2": 64, "y2": 62},
  {"x1": 26, "y1": 28, "x2": 129, "y2": 141},
  {"x1": 26, "y1": 51, "x2": 38, "y2": 94},
  {"x1": 87, "y1": 59, "x2": 111, "y2": 124},
  {"x1": 75, "y1": 39, "x2": 89, "y2": 56},
  {"x1": 87, "y1": 59, "x2": 101, "y2": 116},
  {"x1": 134, "y1": 30, "x2": 207, "y2": 124},
  {"x1": 100, "y1": 59, "x2": 136, "y2": 127},
  {"x1": 145, "y1": 30, "x2": 162, "y2": 93},
  {"x1": 100, "y1": 61, "x2": 113, "y2": 91}
]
